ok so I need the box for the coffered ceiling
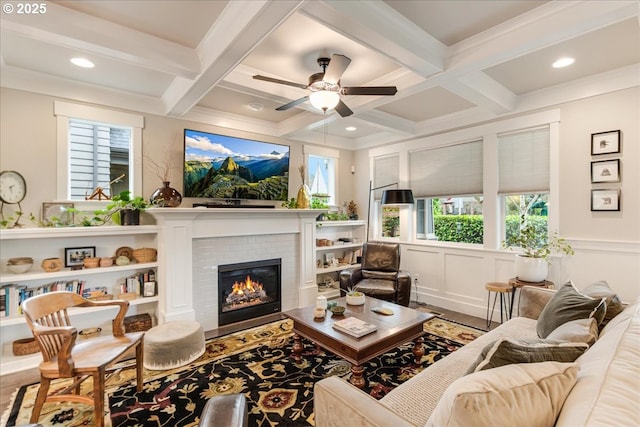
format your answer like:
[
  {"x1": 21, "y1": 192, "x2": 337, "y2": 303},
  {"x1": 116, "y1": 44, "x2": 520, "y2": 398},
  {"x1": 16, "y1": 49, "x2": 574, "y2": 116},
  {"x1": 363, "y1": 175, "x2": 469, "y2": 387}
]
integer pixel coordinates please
[{"x1": 1, "y1": 1, "x2": 638, "y2": 149}]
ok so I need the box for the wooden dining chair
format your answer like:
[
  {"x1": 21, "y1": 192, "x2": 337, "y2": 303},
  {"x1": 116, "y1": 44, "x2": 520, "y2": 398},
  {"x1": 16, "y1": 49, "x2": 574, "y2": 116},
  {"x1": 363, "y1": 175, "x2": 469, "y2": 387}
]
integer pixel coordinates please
[{"x1": 22, "y1": 291, "x2": 145, "y2": 427}]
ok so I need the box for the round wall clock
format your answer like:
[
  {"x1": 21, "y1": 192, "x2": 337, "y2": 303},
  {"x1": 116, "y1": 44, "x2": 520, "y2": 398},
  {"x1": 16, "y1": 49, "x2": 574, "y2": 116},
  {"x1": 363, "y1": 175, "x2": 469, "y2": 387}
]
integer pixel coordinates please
[
  {"x1": 0, "y1": 170, "x2": 27, "y2": 228},
  {"x1": 0, "y1": 170, "x2": 27, "y2": 204}
]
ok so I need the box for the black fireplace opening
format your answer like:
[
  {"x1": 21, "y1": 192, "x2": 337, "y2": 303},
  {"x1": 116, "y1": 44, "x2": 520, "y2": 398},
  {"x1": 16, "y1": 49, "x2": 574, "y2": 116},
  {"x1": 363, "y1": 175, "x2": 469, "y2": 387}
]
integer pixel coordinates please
[{"x1": 218, "y1": 258, "x2": 281, "y2": 326}]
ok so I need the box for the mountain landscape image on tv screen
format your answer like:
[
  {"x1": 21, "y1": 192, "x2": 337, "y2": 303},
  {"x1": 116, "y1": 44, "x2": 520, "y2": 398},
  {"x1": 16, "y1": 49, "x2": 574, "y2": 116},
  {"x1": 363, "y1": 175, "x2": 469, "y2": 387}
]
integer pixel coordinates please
[{"x1": 184, "y1": 129, "x2": 290, "y2": 201}]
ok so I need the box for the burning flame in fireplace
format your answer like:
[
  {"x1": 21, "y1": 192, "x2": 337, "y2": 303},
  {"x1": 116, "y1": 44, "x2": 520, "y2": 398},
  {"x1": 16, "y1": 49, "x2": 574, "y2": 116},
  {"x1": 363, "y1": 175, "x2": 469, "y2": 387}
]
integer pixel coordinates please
[{"x1": 232, "y1": 275, "x2": 263, "y2": 295}]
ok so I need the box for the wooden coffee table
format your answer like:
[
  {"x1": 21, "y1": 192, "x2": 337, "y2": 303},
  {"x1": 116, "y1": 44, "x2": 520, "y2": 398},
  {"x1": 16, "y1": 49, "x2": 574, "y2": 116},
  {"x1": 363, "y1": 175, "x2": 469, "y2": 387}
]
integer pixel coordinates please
[{"x1": 283, "y1": 297, "x2": 434, "y2": 388}]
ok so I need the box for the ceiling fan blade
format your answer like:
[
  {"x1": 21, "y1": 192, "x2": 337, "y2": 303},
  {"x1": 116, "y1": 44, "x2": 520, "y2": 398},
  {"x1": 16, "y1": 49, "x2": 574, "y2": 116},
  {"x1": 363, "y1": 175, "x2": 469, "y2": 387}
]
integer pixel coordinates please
[
  {"x1": 341, "y1": 86, "x2": 398, "y2": 96},
  {"x1": 253, "y1": 75, "x2": 308, "y2": 90},
  {"x1": 276, "y1": 96, "x2": 309, "y2": 111},
  {"x1": 334, "y1": 100, "x2": 353, "y2": 117},
  {"x1": 323, "y1": 54, "x2": 351, "y2": 84}
]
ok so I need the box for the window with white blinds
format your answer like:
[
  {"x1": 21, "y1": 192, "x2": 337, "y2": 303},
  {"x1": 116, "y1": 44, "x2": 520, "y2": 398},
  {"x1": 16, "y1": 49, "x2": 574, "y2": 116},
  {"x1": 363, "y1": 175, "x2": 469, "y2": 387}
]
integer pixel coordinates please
[
  {"x1": 373, "y1": 155, "x2": 399, "y2": 198},
  {"x1": 68, "y1": 119, "x2": 131, "y2": 200},
  {"x1": 498, "y1": 126, "x2": 549, "y2": 194},
  {"x1": 409, "y1": 140, "x2": 483, "y2": 198}
]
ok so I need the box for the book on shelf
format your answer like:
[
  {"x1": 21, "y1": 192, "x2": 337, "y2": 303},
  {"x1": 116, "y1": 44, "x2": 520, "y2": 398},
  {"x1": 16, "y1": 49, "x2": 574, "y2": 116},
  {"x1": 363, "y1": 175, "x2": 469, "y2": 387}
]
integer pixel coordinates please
[{"x1": 332, "y1": 316, "x2": 377, "y2": 338}]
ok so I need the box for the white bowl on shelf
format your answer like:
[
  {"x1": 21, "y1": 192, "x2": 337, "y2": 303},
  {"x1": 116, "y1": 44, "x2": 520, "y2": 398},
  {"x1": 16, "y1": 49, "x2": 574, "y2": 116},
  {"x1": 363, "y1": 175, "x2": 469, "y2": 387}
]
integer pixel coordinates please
[{"x1": 7, "y1": 257, "x2": 34, "y2": 274}]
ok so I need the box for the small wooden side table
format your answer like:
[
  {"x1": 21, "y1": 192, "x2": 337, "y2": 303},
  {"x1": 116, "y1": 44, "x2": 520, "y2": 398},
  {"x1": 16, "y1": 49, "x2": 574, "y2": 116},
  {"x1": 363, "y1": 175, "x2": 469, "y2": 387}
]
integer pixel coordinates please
[
  {"x1": 508, "y1": 278, "x2": 554, "y2": 318},
  {"x1": 485, "y1": 282, "x2": 513, "y2": 329}
]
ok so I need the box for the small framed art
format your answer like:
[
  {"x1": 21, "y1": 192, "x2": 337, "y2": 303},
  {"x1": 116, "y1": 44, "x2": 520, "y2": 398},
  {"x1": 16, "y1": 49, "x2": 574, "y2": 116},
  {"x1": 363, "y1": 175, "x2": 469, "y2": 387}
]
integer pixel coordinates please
[
  {"x1": 591, "y1": 159, "x2": 620, "y2": 183},
  {"x1": 65, "y1": 246, "x2": 96, "y2": 268},
  {"x1": 591, "y1": 189, "x2": 620, "y2": 212},
  {"x1": 42, "y1": 202, "x2": 74, "y2": 226},
  {"x1": 591, "y1": 130, "x2": 620, "y2": 155}
]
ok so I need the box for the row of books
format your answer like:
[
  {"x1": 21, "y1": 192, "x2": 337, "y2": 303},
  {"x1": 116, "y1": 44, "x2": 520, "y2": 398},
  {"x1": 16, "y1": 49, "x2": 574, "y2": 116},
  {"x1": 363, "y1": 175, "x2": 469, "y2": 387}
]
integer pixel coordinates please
[
  {"x1": 120, "y1": 270, "x2": 156, "y2": 297},
  {"x1": 0, "y1": 280, "x2": 88, "y2": 318},
  {"x1": 0, "y1": 269, "x2": 157, "y2": 318}
]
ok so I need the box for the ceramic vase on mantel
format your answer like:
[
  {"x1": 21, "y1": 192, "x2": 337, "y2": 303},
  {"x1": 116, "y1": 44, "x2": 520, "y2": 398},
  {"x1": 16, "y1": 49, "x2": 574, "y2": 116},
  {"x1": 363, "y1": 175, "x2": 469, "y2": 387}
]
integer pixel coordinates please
[
  {"x1": 514, "y1": 254, "x2": 548, "y2": 282},
  {"x1": 150, "y1": 181, "x2": 182, "y2": 207}
]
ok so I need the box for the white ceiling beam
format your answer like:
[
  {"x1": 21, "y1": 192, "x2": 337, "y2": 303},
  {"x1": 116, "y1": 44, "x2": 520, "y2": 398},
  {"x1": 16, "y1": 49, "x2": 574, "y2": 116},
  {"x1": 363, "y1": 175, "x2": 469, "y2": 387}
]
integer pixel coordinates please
[
  {"x1": 441, "y1": 71, "x2": 517, "y2": 114},
  {"x1": 0, "y1": 2, "x2": 200, "y2": 79},
  {"x1": 447, "y1": 1, "x2": 640, "y2": 75},
  {"x1": 301, "y1": 0, "x2": 446, "y2": 77},
  {"x1": 163, "y1": 1, "x2": 304, "y2": 117},
  {"x1": 352, "y1": 110, "x2": 416, "y2": 137}
]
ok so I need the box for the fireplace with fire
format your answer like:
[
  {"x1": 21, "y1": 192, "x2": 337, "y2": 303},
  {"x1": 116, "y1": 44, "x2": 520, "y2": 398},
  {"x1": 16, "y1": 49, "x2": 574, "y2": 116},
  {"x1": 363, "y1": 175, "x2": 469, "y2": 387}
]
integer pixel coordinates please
[{"x1": 218, "y1": 258, "x2": 281, "y2": 326}]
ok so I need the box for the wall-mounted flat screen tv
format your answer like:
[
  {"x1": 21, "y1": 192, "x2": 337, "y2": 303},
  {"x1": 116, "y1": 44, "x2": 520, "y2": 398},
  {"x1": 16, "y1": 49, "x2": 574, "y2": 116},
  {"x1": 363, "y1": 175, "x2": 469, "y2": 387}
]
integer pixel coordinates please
[{"x1": 184, "y1": 129, "x2": 290, "y2": 201}]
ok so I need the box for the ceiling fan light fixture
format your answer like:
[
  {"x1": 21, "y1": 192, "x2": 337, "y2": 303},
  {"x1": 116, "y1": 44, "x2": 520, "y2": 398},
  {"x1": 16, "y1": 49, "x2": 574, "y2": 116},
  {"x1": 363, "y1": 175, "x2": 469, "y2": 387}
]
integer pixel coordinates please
[{"x1": 309, "y1": 90, "x2": 340, "y2": 112}]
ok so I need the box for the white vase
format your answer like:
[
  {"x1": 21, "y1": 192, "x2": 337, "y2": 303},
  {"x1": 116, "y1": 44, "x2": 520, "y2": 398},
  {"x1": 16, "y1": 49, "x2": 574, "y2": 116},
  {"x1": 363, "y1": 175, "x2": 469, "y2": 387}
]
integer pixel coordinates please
[{"x1": 514, "y1": 254, "x2": 548, "y2": 282}]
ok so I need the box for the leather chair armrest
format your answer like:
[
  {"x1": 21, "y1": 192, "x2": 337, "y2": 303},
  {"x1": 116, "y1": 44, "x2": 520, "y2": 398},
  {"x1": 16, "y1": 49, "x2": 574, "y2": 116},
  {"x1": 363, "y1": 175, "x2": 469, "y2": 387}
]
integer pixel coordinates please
[
  {"x1": 339, "y1": 267, "x2": 363, "y2": 293},
  {"x1": 396, "y1": 271, "x2": 412, "y2": 307},
  {"x1": 199, "y1": 394, "x2": 248, "y2": 427}
]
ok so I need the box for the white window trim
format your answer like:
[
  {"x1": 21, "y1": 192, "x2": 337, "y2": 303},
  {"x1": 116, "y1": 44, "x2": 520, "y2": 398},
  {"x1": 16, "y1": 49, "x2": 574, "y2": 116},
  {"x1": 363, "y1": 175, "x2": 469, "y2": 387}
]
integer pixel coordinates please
[
  {"x1": 54, "y1": 101, "x2": 143, "y2": 210},
  {"x1": 303, "y1": 144, "x2": 339, "y2": 206}
]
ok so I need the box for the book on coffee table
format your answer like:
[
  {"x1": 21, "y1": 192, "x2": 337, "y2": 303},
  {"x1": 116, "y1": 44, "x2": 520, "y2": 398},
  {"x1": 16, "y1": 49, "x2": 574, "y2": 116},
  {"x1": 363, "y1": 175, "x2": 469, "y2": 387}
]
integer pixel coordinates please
[{"x1": 332, "y1": 316, "x2": 377, "y2": 338}]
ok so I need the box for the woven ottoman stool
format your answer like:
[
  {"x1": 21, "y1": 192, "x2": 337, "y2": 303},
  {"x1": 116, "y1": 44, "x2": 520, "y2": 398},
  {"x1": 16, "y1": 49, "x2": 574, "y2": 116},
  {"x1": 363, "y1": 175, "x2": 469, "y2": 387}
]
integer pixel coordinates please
[{"x1": 144, "y1": 320, "x2": 205, "y2": 370}]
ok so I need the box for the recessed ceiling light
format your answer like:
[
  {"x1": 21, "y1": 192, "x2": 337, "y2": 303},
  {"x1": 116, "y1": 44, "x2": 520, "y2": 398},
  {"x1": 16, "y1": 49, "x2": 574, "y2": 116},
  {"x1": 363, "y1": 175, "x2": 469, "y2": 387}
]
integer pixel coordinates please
[
  {"x1": 70, "y1": 57, "x2": 95, "y2": 68},
  {"x1": 345, "y1": 126, "x2": 357, "y2": 132},
  {"x1": 248, "y1": 102, "x2": 263, "y2": 111},
  {"x1": 552, "y1": 57, "x2": 574, "y2": 68}
]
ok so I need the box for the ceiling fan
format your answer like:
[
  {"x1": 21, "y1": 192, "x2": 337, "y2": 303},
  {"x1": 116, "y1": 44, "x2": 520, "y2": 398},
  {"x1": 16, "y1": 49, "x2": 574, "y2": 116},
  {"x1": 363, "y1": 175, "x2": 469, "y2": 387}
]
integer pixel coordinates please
[{"x1": 252, "y1": 54, "x2": 397, "y2": 117}]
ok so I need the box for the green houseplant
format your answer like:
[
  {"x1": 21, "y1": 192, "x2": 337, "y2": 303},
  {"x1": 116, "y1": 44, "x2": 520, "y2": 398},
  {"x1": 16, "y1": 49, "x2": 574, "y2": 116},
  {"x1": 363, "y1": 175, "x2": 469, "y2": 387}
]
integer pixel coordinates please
[
  {"x1": 106, "y1": 191, "x2": 150, "y2": 225},
  {"x1": 504, "y1": 214, "x2": 573, "y2": 282}
]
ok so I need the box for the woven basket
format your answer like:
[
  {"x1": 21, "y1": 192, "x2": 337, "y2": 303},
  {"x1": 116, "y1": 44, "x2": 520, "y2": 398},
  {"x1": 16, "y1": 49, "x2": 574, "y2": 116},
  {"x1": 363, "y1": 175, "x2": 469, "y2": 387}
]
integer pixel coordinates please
[
  {"x1": 133, "y1": 248, "x2": 157, "y2": 263},
  {"x1": 13, "y1": 337, "x2": 40, "y2": 356},
  {"x1": 83, "y1": 257, "x2": 100, "y2": 268}
]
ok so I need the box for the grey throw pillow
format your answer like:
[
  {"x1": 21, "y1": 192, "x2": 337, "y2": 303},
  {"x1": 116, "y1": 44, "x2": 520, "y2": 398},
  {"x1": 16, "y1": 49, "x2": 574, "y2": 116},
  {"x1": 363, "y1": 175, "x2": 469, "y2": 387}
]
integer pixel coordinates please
[
  {"x1": 581, "y1": 280, "x2": 625, "y2": 328},
  {"x1": 546, "y1": 317, "x2": 599, "y2": 346},
  {"x1": 467, "y1": 338, "x2": 588, "y2": 373},
  {"x1": 537, "y1": 281, "x2": 607, "y2": 338}
]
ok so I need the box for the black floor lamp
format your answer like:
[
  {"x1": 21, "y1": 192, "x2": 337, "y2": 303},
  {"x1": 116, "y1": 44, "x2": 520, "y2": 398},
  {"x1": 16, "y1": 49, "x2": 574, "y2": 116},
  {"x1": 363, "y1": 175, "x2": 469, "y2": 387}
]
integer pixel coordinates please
[{"x1": 366, "y1": 181, "x2": 415, "y2": 241}]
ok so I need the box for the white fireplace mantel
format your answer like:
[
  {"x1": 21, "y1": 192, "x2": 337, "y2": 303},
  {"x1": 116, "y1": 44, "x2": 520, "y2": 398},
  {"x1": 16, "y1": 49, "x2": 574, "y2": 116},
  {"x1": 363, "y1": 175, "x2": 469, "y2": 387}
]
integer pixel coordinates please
[{"x1": 148, "y1": 208, "x2": 324, "y2": 326}]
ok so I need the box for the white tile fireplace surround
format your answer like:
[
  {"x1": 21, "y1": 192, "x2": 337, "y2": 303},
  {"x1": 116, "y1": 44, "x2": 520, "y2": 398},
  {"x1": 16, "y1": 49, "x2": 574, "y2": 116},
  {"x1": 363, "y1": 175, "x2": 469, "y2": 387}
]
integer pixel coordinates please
[{"x1": 149, "y1": 208, "x2": 323, "y2": 331}]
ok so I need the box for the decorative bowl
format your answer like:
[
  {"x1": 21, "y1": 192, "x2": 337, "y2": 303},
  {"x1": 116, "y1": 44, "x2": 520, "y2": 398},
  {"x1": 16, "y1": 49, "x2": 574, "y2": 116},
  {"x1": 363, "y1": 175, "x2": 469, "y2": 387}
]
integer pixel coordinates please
[
  {"x1": 7, "y1": 257, "x2": 34, "y2": 274},
  {"x1": 346, "y1": 293, "x2": 366, "y2": 306},
  {"x1": 41, "y1": 257, "x2": 62, "y2": 272},
  {"x1": 330, "y1": 305, "x2": 346, "y2": 315},
  {"x1": 83, "y1": 257, "x2": 100, "y2": 269}
]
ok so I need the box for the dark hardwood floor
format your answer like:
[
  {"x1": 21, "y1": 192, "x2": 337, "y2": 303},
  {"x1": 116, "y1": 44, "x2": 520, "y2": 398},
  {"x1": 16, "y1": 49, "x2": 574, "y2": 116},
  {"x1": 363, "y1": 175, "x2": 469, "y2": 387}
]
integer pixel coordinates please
[{"x1": 0, "y1": 304, "x2": 495, "y2": 415}]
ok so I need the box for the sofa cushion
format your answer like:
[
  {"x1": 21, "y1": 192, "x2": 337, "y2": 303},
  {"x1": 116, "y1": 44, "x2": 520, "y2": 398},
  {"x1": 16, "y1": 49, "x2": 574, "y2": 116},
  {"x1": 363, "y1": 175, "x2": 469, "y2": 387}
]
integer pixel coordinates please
[
  {"x1": 468, "y1": 338, "x2": 588, "y2": 373},
  {"x1": 555, "y1": 303, "x2": 640, "y2": 427},
  {"x1": 426, "y1": 362, "x2": 579, "y2": 427},
  {"x1": 537, "y1": 281, "x2": 606, "y2": 338},
  {"x1": 581, "y1": 280, "x2": 625, "y2": 329},
  {"x1": 546, "y1": 317, "x2": 599, "y2": 346}
]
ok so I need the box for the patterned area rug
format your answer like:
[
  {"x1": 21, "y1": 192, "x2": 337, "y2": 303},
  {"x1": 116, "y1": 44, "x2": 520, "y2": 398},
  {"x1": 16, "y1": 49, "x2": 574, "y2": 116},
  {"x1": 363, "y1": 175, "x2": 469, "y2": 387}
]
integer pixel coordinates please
[{"x1": 3, "y1": 317, "x2": 483, "y2": 427}]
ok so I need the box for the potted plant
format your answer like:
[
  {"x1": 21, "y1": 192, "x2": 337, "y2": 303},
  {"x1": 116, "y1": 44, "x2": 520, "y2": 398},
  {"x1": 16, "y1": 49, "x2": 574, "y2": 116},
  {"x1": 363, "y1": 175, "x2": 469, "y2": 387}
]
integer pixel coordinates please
[
  {"x1": 345, "y1": 287, "x2": 366, "y2": 305},
  {"x1": 105, "y1": 191, "x2": 150, "y2": 225},
  {"x1": 504, "y1": 214, "x2": 574, "y2": 282}
]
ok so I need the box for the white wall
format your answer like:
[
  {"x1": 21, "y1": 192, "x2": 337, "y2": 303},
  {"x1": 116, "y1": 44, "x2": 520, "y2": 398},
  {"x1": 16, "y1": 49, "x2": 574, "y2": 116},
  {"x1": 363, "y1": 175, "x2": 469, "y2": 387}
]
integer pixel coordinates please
[
  {"x1": 357, "y1": 88, "x2": 640, "y2": 317},
  {"x1": 0, "y1": 87, "x2": 356, "y2": 219}
]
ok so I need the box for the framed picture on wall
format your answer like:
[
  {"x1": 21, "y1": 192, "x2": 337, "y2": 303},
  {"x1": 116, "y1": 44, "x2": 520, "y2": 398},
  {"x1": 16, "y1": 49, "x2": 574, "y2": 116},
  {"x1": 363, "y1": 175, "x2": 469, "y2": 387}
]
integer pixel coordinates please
[
  {"x1": 591, "y1": 159, "x2": 620, "y2": 183},
  {"x1": 591, "y1": 189, "x2": 620, "y2": 211},
  {"x1": 591, "y1": 130, "x2": 620, "y2": 155}
]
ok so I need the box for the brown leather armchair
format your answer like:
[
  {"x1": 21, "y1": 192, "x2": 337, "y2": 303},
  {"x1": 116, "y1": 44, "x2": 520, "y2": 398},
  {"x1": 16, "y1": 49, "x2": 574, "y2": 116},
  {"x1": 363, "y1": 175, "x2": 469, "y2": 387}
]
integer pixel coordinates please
[{"x1": 339, "y1": 241, "x2": 411, "y2": 306}]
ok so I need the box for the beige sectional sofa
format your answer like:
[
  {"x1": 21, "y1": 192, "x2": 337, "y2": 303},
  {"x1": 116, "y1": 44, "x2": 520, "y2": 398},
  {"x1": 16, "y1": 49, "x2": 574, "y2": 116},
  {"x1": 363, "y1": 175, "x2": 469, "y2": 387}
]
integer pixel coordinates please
[{"x1": 314, "y1": 285, "x2": 640, "y2": 427}]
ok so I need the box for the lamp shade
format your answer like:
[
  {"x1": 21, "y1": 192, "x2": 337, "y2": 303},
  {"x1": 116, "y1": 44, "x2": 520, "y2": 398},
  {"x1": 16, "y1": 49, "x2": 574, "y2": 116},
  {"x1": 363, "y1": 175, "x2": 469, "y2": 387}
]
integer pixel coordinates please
[
  {"x1": 381, "y1": 189, "x2": 414, "y2": 205},
  {"x1": 309, "y1": 90, "x2": 340, "y2": 111}
]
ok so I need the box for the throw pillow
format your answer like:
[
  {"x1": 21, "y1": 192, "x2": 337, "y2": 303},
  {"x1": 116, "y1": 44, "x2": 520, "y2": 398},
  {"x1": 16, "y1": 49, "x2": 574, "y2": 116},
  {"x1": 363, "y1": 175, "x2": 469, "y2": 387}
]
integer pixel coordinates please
[
  {"x1": 546, "y1": 317, "x2": 599, "y2": 346},
  {"x1": 467, "y1": 338, "x2": 588, "y2": 373},
  {"x1": 537, "y1": 281, "x2": 607, "y2": 338},
  {"x1": 426, "y1": 362, "x2": 579, "y2": 427},
  {"x1": 581, "y1": 280, "x2": 625, "y2": 328}
]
